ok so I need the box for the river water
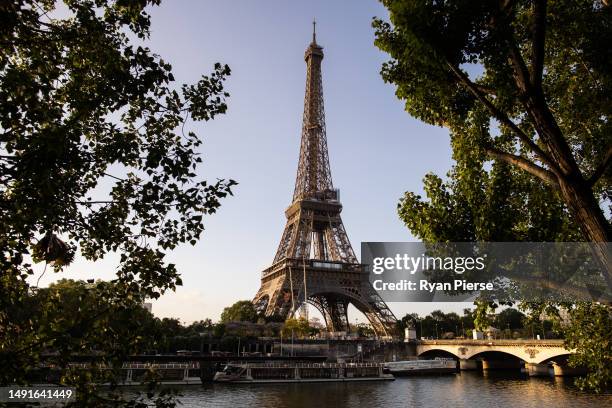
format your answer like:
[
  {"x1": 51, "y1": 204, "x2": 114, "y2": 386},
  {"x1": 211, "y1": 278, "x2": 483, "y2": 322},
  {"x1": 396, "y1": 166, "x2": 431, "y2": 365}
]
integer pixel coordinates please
[{"x1": 163, "y1": 372, "x2": 610, "y2": 408}]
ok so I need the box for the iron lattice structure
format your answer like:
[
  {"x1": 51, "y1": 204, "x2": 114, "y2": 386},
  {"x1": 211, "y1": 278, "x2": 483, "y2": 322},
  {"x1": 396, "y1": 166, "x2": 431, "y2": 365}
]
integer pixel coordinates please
[{"x1": 253, "y1": 27, "x2": 397, "y2": 337}]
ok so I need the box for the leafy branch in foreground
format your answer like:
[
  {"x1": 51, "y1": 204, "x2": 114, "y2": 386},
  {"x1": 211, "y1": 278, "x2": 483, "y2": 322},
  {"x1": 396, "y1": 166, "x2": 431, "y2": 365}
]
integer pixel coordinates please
[
  {"x1": 1, "y1": 0, "x2": 235, "y2": 405},
  {"x1": 563, "y1": 302, "x2": 612, "y2": 393}
]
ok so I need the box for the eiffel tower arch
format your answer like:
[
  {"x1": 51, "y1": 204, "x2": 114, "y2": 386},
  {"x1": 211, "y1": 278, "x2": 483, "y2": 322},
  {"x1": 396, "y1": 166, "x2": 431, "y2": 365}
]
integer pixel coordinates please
[{"x1": 253, "y1": 24, "x2": 397, "y2": 337}]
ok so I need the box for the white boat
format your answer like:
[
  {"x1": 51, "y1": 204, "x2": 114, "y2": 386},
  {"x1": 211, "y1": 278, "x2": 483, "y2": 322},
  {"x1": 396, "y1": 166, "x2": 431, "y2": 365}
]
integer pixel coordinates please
[{"x1": 384, "y1": 358, "x2": 457, "y2": 376}]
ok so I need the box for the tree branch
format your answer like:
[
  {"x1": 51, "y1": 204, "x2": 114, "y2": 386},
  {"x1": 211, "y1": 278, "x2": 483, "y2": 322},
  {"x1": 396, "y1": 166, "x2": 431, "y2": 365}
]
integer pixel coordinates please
[
  {"x1": 508, "y1": 38, "x2": 534, "y2": 96},
  {"x1": 103, "y1": 172, "x2": 127, "y2": 182},
  {"x1": 496, "y1": 2, "x2": 580, "y2": 179},
  {"x1": 509, "y1": 275, "x2": 612, "y2": 303},
  {"x1": 500, "y1": 0, "x2": 516, "y2": 14},
  {"x1": 475, "y1": 84, "x2": 497, "y2": 96},
  {"x1": 495, "y1": 0, "x2": 533, "y2": 97},
  {"x1": 446, "y1": 62, "x2": 558, "y2": 174},
  {"x1": 76, "y1": 201, "x2": 117, "y2": 205},
  {"x1": 587, "y1": 146, "x2": 612, "y2": 186},
  {"x1": 530, "y1": 0, "x2": 547, "y2": 89},
  {"x1": 485, "y1": 146, "x2": 559, "y2": 188}
]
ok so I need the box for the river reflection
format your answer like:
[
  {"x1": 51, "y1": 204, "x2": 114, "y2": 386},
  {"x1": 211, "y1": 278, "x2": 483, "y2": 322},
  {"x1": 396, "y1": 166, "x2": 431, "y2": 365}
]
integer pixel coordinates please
[{"x1": 156, "y1": 371, "x2": 610, "y2": 408}]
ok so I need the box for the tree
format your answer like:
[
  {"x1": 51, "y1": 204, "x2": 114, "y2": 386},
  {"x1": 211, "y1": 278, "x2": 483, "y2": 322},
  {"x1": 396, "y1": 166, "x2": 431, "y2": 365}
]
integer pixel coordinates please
[
  {"x1": 563, "y1": 302, "x2": 612, "y2": 393},
  {"x1": 281, "y1": 318, "x2": 310, "y2": 339},
  {"x1": 1, "y1": 0, "x2": 234, "y2": 404},
  {"x1": 186, "y1": 319, "x2": 213, "y2": 334},
  {"x1": 460, "y1": 308, "x2": 475, "y2": 337},
  {"x1": 494, "y1": 308, "x2": 525, "y2": 331},
  {"x1": 399, "y1": 310, "x2": 474, "y2": 339},
  {"x1": 374, "y1": 0, "x2": 611, "y2": 285},
  {"x1": 220, "y1": 301, "x2": 258, "y2": 323},
  {"x1": 355, "y1": 323, "x2": 375, "y2": 338},
  {"x1": 472, "y1": 302, "x2": 497, "y2": 333},
  {"x1": 374, "y1": 0, "x2": 611, "y2": 391},
  {"x1": 31, "y1": 279, "x2": 159, "y2": 354},
  {"x1": 396, "y1": 312, "x2": 420, "y2": 338}
]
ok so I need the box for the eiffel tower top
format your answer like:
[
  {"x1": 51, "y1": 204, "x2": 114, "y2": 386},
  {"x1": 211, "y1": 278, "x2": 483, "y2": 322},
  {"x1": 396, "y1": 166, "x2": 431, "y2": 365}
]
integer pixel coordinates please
[
  {"x1": 312, "y1": 19, "x2": 317, "y2": 44},
  {"x1": 306, "y1": 19, "x2": 323, "y2": 58},
  {"x1": 292, "y1": 23, "x2": 334, "y2": 202}
]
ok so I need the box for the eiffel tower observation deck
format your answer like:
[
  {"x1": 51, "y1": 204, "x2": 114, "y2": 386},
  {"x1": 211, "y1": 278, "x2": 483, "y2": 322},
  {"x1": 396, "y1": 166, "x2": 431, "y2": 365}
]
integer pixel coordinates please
[{"x1": 253, "y1": 23, "x2": 397, "y2": 337}]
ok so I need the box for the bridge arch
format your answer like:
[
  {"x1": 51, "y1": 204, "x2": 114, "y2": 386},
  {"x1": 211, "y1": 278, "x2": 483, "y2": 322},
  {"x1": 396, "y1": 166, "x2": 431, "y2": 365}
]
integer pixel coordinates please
[
  {"x1": 467, "y1": 350, "x2": 527, "y2": 363},
  {"x1": 418, "y1": 349, "x2": 460, "y2": 359},
  {"x1": 537, "y1": 353, "x2": 572, "y2": 364}
]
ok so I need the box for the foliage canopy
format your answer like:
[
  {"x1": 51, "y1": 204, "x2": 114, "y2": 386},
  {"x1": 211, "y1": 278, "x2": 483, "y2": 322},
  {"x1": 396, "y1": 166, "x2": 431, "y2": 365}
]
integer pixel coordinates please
[
  {"x1": 374, "y1": 0, "x2": 611, "y2": 392},
  {"x1": 1, "y1": 0, "x2": 235, "y2": 404},
  {"x1": 374, "y1": 0, "x2": 610, "y2": 248},
  {"x1": 220, "y1": 300, "x2": 258, "y2": 323}
]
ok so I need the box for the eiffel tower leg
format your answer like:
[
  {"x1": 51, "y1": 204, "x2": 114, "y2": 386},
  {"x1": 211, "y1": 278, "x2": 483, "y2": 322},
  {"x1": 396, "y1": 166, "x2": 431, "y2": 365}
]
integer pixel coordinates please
[
  {"x1": 270, "y1": 288, "x2": 294, "y2": 318},
  {"x1": 310, "y1": 295, "x2": 349, "y2": 332},
  {"x1": 308, "y1": 297, "x2": 329, "y2": 327},
  {"x1": 253, "y1": 284, "x2": 272, "y2": 315},
  {"x1": 328, "y1": 298, "x2": 350, "y2": 333},
  {"x1": 352, "y1": 286, "x2": 398, "y2": 337},
  {"x1": 253, "y1": 276, "x2": 293, "y2": 320}
]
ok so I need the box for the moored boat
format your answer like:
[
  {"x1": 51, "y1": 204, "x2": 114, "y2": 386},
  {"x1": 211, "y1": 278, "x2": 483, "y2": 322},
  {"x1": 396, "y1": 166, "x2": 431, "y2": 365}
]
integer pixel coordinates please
[
  {"x1": 120, "y1": 362, "x2": 203, "y2": 385},
  {"x1": 213, "y1": 362, "x2": 394, "y2": 383},
  {"x1": 384, "y1": 358, "x2": 457, "y2": 376}
]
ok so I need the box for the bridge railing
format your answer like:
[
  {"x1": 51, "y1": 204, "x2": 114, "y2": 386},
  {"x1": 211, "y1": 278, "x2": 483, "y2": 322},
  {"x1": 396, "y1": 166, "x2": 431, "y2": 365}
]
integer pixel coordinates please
[{"x1": 417, "y1": 339, "x2": 565, "y2": 346}]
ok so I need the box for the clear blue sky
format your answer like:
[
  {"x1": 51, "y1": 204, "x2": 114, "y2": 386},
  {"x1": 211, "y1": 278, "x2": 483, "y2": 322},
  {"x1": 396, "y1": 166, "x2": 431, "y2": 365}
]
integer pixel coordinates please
[{"x1": 39, "y1": 0, "x2": 471, "y2": 322}]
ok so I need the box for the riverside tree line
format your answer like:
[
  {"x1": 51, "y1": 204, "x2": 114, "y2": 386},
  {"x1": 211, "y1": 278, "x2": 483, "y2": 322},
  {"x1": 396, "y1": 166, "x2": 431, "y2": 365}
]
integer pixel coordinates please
[{"x1": 18, "y1": 281, "x2": 570, "y2": 355}]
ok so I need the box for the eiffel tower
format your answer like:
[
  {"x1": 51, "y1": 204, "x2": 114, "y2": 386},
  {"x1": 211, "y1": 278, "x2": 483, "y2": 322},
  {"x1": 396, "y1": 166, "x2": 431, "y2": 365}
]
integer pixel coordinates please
[{"x1": 253, "y1": 23, "x2": 397, "y2": 337}]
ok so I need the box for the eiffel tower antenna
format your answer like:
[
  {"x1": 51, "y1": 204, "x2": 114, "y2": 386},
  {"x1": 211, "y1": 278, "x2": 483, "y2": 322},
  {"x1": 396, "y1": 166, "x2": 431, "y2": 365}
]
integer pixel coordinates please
[
  {"x1": 312, "y1": 19, "x2": 316, "y2": 43},
  {"x1": 253, "y1": 25, "x2": 397, "y2": 337}
]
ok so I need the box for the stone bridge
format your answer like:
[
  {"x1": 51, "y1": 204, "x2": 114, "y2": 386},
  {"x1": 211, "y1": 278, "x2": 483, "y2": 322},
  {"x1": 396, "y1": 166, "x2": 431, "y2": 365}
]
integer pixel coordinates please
[{"x1": 416, "y1": 339, "x2": 576, "y2": 375}]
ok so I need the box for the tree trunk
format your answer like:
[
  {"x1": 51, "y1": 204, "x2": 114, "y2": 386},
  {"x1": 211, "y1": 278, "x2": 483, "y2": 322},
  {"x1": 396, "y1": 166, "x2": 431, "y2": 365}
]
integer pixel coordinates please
[
  {"x1": 523, "y1": 88, "x2": 611, "y2": 293},
  {"x1": 558, "y1": 174, "x2": 612, "y2": 292}
]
